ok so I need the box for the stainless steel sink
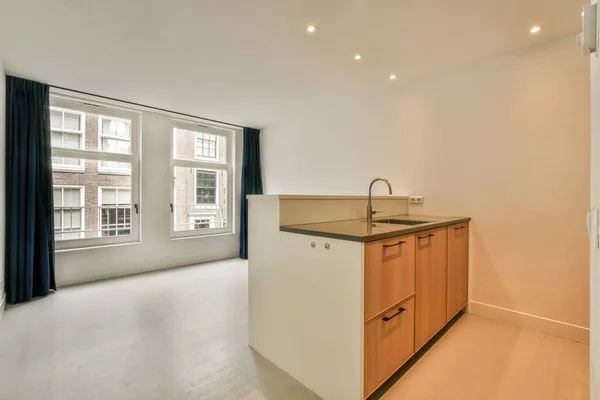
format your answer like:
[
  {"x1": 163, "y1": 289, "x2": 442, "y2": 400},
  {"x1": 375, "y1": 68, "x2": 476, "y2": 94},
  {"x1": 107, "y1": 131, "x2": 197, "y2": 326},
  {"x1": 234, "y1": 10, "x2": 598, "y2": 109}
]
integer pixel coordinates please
[{"x1": 374, "y1": 219, "x2": 432, "y2": 225}]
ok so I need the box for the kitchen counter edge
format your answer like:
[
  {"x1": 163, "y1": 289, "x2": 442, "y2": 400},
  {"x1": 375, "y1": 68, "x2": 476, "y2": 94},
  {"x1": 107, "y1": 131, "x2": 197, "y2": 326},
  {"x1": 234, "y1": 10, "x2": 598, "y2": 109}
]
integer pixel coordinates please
[{"x1": 279, "y1": 217, "x2": 472, "y2": 243}]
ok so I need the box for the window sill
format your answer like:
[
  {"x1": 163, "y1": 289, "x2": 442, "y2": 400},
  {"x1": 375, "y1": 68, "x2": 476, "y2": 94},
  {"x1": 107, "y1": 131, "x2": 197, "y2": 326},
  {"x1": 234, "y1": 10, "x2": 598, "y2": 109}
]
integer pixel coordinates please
[
  {"x1": 56, "y1": 240, "x2": 141, "y2": 253},
  {"x1": 98, "y1": 168, "x2": 131, "y2": 176},
  {"x1": 170, "y1": 232, "x2": 236, "y2": 241},
  {"x1": 53, "y1": 167, "x2": 85, "y2": 173}
]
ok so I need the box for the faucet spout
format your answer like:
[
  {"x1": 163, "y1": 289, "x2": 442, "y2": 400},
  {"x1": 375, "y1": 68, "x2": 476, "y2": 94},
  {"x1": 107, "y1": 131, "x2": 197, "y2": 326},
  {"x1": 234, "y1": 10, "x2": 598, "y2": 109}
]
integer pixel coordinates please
[{"x1": 367, "y1": 178, "x2": 393, "y2": 227}]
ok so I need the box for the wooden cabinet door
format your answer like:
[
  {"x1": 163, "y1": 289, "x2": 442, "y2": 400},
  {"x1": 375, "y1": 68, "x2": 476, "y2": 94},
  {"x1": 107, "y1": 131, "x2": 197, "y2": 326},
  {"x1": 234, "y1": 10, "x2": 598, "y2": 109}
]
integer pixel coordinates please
[
  {"x1": 447, "y1": 222, "x2": 469, "y2": 321},
  {"x1": 364, "y1": 296, "x2": 415, "y2": 398},
  {"x1": 364, "y1": 235, "x2": 415, "y2": 321},
  {"x1": 415, "y1": 227, "x2": 447, "y2": 350}
]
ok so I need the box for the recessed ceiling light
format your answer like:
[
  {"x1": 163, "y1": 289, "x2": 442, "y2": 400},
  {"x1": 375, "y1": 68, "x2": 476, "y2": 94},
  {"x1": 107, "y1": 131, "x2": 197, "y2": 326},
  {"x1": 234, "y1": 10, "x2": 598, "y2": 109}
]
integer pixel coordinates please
[
  {"x1": 389, "y1": 74, "x2": 398, "y2": 80},
  {"x1": 307, "y1": 24, "x2": 318, "y2": 33},
  {"x1": 530, "y1": 25, "x2": 541, "y2": 34},
  {"x1": 354, "y1": 54, "x2": 363, "y2": 61}
]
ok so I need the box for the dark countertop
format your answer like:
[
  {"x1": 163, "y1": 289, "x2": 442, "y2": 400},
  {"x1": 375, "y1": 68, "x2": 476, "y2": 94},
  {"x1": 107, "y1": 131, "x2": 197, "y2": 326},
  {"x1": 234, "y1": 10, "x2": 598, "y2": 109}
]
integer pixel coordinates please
[{"x1": 280, "y1": 214, "x2": 471, "y2": 243}]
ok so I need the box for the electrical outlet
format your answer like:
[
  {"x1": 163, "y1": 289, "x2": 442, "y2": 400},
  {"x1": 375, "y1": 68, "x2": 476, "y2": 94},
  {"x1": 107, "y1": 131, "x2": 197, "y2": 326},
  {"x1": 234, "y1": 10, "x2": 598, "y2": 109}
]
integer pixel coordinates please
[{"x1": 409, "y1": 196, "x2": 424, "y2": 205}]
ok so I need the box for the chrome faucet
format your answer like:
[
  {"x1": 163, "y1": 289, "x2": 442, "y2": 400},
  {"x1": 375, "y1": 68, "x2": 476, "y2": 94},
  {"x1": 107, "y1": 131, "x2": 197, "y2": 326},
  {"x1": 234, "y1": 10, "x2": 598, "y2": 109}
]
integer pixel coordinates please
[{"x1": 367, "y1": 178, "x2": 393, "y2": 226}]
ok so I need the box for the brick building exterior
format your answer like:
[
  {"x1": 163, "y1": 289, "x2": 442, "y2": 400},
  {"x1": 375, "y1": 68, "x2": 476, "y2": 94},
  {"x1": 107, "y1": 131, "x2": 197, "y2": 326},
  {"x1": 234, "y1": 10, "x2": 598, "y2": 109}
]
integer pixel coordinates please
[{"x1": 52, "y1": 113, "x2": 131, "y2": 240}]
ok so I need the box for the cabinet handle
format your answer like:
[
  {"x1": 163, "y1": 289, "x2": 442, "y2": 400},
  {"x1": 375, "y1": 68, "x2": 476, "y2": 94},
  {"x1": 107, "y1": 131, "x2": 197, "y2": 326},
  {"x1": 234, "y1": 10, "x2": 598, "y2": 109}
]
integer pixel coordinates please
[
  {"x1": 454, "y1": 226, "x2": 466, "y2": 230},
  {"x1": 382, "y1": 307, "x2": 406, "y2": 321},
  {"x1": 417, "y1": 233, "x2": 434, "y2": 240},
  {"x1": 383, "y1": 240, "x2": 406, "y2": 248}
]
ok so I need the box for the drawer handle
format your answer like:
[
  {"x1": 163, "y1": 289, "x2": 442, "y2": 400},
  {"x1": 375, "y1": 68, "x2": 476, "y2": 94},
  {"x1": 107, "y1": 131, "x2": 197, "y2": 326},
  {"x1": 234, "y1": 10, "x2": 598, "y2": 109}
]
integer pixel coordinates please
[
  {"x1": 383, "y1": 240, "x2": 406, "y2": 248},
  {"x1": 382, "y1": 307, "x2": 406, "y2": 321},
  {"x1": 417, "y1": 233, "x2": 434, "y2": 240},
  {"x1": 454, "y1": 226, "x2": 466, "y2": 230}
]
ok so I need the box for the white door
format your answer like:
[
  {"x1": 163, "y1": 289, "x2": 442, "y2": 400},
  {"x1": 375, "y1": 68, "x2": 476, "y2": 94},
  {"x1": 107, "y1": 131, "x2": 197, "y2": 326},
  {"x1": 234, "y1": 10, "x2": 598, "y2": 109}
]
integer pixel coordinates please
[{"x1": 591, "y1": 2, "x2": 600, "y2": 397}]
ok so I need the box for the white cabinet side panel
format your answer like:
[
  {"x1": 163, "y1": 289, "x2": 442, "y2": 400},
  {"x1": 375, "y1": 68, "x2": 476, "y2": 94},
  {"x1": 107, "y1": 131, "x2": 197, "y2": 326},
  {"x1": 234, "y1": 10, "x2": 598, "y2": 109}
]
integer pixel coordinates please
[{"x1": 248, "y1": 197, "x2": 363, "y2": 400}]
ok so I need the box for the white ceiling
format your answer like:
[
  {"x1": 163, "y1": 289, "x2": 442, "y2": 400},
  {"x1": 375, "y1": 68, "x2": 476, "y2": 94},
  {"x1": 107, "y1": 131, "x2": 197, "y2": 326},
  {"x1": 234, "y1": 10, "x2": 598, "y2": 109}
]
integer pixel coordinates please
[{"x1": 0, "y1": 0, "x2": 588, "y2": 127}]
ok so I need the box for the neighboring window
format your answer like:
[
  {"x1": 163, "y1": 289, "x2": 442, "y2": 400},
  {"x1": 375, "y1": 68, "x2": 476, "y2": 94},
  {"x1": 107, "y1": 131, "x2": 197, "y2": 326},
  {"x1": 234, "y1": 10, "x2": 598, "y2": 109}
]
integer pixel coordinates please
[
  {"x1": 98, "y1": 116, "x2": 132, "y2": 174},
  {"x1": 193, "y1": 216, "x2": 215, "y2": 230},
  {"x1": 100, "y1": 188, "x2": 132, "y2": 237},
  {"x1": 50, "y1": 96, "x2": 140, "y2": 249},
  {"x1": 53, "y1": 186, "x2": 84, "y2": 240},
  {"x1": 50, "y1": 108, "x2": 85, "y2": 171},
  {"x1": 195, "y1": 132, "x2": 217, "y2": 159},
  {"x1": 196, "y1": 170, "x2": 217, "y2": 204},
  {"x1": 172, "y1": 122, "x2": 234, "y2": 237}
]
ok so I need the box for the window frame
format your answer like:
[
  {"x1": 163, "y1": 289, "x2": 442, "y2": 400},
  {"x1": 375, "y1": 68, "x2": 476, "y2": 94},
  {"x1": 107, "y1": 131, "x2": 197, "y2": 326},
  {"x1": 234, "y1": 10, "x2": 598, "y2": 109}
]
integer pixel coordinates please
[
  {"x1": 53, "y1": 185, "x2": 86, "y2": 240},
  {"x1": 97, "y1": 115, "x2": 133, "y2": 175},
  {"x1": 50, "y1": 95, "x2": 141, "y2": 250},
  {"x1": 170, "y1": 120, "x2": 234, "y2": 239},
  {"x1": 98, "y1": 187, "x2": 133, "y2": 238},
  {"x1": 50, "y1": 107, "x2": 86, "y2": 172}
]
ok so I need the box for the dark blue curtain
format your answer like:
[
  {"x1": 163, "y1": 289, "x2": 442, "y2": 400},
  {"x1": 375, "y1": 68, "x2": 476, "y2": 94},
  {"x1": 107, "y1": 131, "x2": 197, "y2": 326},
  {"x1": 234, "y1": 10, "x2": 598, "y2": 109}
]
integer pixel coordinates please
[
  {"x1": 6, "y1": 76, "x2": 56, "y2": 304},
  {"x1": 239, "y1": 127, "x2": 263, "y2": 259}
]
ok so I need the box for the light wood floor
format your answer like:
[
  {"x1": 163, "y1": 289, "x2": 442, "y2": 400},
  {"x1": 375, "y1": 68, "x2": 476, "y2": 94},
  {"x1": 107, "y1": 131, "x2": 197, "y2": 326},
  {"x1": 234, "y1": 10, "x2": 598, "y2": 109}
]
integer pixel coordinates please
[
  {"x1": 377, "y1": 313, "x2": 589, "y2": 400},
  {"x1": 0, "y1": 259, "x2": 589, "y2": 399}
]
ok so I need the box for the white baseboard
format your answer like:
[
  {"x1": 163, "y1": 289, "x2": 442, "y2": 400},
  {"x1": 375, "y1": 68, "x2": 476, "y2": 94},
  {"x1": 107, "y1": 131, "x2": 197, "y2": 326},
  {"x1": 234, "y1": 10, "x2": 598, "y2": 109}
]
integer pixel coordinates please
[
  {"x1": 468, "y1": 300, "x2": 589, "y2": 345},
  {"x1": 0, "y1": 294, "x2": 5, "y2": 323}
]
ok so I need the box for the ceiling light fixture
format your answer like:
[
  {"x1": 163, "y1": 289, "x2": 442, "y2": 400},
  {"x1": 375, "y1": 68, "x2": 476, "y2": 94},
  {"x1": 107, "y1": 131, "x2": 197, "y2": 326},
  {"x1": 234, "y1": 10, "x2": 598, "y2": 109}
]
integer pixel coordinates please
[
  {"x1": 530, "y1": 25, "x2": 541, "y2": 34},
  {"x1": 354, "y1": 54, "x2": 363, "y2": 61},
  {"x1": 307, "y1": 24, "x2": 318, "y2": 33},
  {"x1": 389, "y1": 74, "x2": 398, "y2": 80}
]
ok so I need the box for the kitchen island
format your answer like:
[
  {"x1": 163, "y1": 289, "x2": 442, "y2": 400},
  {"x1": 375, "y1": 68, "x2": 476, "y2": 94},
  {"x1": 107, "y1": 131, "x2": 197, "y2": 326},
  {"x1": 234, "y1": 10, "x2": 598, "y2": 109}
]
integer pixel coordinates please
[{"x1": 248, "y1": 195, "x2": 470, "y2": 400}]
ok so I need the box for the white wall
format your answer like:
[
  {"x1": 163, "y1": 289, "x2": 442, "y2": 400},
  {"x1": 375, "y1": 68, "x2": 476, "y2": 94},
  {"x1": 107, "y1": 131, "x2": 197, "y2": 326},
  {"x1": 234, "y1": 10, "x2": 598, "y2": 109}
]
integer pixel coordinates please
[
  {"x1": 56, "y1": 105, "x2": 243, "y2": 286},
  {"x1": 263, "y1": 36, "x2": 590, "y2": 329},
  {"x1": 0, "y1": 61, "x2": 5, "y2": 304}
]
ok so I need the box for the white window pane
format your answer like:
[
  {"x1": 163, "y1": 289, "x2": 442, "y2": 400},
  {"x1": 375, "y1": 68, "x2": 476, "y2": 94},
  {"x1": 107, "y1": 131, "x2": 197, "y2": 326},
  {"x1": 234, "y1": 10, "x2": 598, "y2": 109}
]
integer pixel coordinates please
[
  {"x1": 116, "y1": 140, "x2": 130, "y2": 154},
  {"x1": 102, "y1": 137, "x2": 116, "y2": 152},
  {"x1": 51, "y1": 111, "x2": 62, "y2": 129},
  {"x1": 54, "y1": 211, "x2": 61, "y2": 228},
  {"x1": 64, "y1": 189, "x2": 81, "y2": 207},
  {"x1": 63, "y1": 133, "x2": 80, "y2": 149},
  {"x1": 102, "y1": 119, "x2": 114, "y2": 135},
  {"x1": 71, "y1": 210, "x2": 81, "y2": 227},
  {"x1": 102, "y1": 189, "x2": 117, "y2": 205},
  {"x1": 53, "y1": 189, "x2": 62, "y2": 206},
  {"x1": 51, "y1": 131, "x2": 62, "y2": 147},
  {"x1": 117, "y1": 190, "x2": 131, "y2": 204},
  {"x1": 117, "y1": 121, "x2": 130, "y2": 138},
  {"x1": 63, "y1": 158, "x2": 80, "y2": 166},
  {"x1": 63, "y1": 210, "x2": 81, "y2": 228},
  {"x1": 64, "y1": 113, "x2": 81, "y2": 130},
  {"x1": 175, "y1": 128, "x2": 227, "y2": 163}
]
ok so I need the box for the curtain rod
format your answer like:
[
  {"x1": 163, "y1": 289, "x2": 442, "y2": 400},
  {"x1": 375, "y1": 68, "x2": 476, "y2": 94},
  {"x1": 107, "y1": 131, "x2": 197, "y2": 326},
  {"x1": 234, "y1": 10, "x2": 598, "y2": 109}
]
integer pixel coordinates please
[{"x1": 49, "y1": 84, "x2": 246, "y2": 129}]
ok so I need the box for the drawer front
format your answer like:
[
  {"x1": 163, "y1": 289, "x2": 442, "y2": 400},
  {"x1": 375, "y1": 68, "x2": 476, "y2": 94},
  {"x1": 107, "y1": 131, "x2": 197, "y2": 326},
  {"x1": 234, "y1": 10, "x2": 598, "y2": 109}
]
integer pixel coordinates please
[
  {"x1": 364, "y1": 296, "x2": 416, "y2": 397},
  {"x1": 415, "y1": 227, "x2": 448, "y2": 350},
  {"x1": 364, "y1": 235, "x2": 416, "y2": 321},
  {"x1": 447, "y1": 222, "x2": 469, "y2": 321}
]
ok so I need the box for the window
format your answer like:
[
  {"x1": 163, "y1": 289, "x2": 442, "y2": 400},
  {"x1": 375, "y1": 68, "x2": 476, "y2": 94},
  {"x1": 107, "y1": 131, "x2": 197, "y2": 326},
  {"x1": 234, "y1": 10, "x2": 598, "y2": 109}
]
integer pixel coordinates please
[
  {"x1": 100, "y1": 188, "x2": 132, "y2": 236},
  {"x1": 193, "y1": 216, "x2": 215, "y2": 230},
  {"x1": 171, "y1": 121, "x2": 234, "y2": 237},
  {"x1": 50, "y1": 95, "x2": 140, "y2": 249},
  {"x1": 50, "y1": 108, "x2": 85, "y2": 171},
  {"x1": 54, "y1": 186, "x2": 85, "y2": 240},
  {"x1": 195, "y1": 132, "x2": 217, "y2": 159},
  {"x1": 98, "y1": 116, "x2": 132, "y2": 174},
  {"x1": 196, "y1": 170, "x2": 217, "y2": 204}
]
